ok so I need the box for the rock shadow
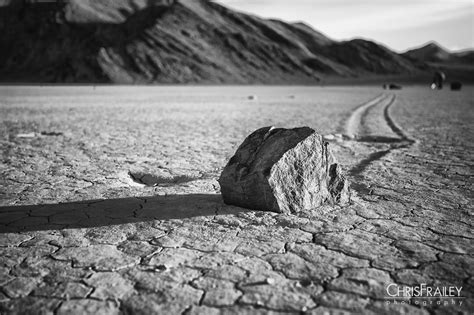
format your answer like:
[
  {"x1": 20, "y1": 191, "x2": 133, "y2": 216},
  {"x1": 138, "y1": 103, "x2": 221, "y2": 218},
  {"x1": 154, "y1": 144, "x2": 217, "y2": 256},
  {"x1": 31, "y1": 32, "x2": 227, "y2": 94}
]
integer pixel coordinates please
[
  {"x1": 0, "y1": 193, "x2": 238, "y2": 233},
  {"x1": 348, "y1": 150, "x2": 390, "y2": 194}
]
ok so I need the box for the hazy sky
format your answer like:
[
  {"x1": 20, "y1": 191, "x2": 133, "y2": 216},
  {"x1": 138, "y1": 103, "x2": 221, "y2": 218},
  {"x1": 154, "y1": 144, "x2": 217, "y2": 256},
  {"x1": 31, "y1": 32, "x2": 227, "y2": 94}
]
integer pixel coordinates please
[{"x1": 216, "y1": 0, "x2": 474, "y2": 52}]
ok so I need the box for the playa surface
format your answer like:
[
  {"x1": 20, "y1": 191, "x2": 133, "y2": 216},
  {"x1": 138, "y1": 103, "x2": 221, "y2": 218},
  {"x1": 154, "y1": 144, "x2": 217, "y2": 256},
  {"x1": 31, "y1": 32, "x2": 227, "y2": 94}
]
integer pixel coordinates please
[{"x1": 0, "y1": 86, "x2": 472, "y2": 314}]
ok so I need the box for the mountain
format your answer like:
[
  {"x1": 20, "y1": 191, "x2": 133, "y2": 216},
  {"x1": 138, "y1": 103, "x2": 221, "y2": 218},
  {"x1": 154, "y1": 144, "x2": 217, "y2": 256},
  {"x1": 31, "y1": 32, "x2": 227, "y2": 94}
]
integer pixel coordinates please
[
  {"x1": 403, "y1": 42, "x2": 474, "y2": 82},
  {"x1": 0, "y1": 0, "x2": 470, "y2": 83},
  {"x1": 455, "y1": 50, "x2": 474, "y2": 65},
  {"x1": 403, "y1": 42, "x2": 474, "y2": 64}
]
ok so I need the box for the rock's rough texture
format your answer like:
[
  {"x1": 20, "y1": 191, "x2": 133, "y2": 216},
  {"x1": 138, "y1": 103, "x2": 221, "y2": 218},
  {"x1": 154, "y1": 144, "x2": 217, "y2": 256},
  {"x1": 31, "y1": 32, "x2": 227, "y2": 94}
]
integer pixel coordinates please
[{"x1": 219, "y1": 126, "x2": 350, "y2": 213}]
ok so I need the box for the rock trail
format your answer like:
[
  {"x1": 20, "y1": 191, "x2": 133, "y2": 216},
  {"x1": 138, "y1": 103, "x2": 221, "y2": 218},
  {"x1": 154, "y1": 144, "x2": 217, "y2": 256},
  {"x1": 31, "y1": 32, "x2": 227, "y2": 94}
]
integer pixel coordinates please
[
  {"x1": 337, "y1": 93, "x2": 417, "y2": 187},
  {"x1": 345, "y1": 93, "x2": 413, "y2": 143}
]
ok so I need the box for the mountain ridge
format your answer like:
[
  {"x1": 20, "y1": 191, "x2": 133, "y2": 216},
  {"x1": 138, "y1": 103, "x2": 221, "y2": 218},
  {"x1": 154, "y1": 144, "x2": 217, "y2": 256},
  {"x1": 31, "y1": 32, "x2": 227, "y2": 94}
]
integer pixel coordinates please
[
  {"x1": 403, "y1": 41, "x2": 474, "y2": 64},
  {"x1": 0, "y1": 0, "x2": 472, "y2": 83}
]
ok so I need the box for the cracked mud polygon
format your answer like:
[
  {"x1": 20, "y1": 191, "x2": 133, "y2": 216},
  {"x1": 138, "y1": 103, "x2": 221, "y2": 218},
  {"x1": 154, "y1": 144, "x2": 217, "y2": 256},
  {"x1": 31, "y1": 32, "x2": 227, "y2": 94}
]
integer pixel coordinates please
[{"x1": 0, "y1": 86, "x2": 472, "y2": 314}]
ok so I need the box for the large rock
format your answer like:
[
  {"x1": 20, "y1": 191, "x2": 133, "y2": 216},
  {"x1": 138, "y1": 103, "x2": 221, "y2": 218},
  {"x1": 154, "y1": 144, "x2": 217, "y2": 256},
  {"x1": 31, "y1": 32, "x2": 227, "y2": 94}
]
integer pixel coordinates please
[{"x1": 218, "y1": 126, "x2": 350, "y2": 213}]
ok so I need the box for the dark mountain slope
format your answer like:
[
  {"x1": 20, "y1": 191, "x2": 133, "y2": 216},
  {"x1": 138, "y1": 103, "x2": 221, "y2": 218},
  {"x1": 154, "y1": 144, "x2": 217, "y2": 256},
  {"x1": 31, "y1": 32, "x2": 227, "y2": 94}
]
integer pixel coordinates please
[
  {"x1": 0, "y1": 0, "x2": 440, "y2": 83},
  {"x1": 327, "y1": 39, "x2": 417, "y2": 74}
]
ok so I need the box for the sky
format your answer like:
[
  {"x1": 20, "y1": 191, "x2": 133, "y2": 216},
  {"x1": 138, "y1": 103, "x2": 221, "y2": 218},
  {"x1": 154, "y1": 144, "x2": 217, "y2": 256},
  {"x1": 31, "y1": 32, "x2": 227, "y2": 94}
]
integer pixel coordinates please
[{"x1": 216, "y1": 0, "x2": 474, "y2": 52}]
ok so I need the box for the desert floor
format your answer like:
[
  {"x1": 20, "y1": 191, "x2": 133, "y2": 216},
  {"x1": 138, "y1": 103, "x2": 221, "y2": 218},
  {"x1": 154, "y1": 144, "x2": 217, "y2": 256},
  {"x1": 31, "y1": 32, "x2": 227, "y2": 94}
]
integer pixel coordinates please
[{"x1": 0, "y1": 86, "x2": 472, "y2": 314}]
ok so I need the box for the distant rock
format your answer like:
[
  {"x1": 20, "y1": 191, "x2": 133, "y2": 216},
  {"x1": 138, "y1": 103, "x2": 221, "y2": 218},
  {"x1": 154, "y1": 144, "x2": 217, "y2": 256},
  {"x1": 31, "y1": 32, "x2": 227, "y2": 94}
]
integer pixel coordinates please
[
  {"x1": 218, "y1": 126, "x2": 350, "y2": 213},
  {"x1": 450, "y1": 81, "x2": 462, "y2": 91},
  {"x1": 383, "y1": 83, "x2": 402, "y2": 90},
  {"x1": 431, "y1": 71, "x2": 446, "y2": 89}
]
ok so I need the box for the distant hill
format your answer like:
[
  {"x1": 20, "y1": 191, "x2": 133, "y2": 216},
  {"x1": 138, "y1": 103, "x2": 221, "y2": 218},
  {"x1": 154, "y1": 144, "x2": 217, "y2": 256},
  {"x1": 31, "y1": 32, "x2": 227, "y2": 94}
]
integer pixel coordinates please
[
  {"x1": 455, "y1": 50, "x2": 474, "y2": 65},
  {"x1": 403, "y1": 42, "x2": 474, "y2": 83},
  {"x1": 0, "y1": 0, "x2": 472, "y2": 83},
  {"x1": 403, "y1": 41, "x2": 474, "y2": 64}
]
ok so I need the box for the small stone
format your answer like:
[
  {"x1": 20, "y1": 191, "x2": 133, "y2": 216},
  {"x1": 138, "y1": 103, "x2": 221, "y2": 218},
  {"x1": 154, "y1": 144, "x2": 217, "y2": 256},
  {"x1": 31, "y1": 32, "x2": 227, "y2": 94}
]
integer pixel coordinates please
[
  {"x1": 266, "y1": 278, "x2": 275, "y2": 285},
  {"x1": 219, "y1": 126, "x2": 350, "y2": 213},
  {"x1": 16, "y1": 132, "x2": 37, "y2": 138}
]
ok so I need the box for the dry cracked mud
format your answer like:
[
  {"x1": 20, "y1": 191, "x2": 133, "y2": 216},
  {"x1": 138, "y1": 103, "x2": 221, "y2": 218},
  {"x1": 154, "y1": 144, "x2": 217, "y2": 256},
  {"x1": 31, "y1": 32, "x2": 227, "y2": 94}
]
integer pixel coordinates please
[{"x1": 0, "y1": 86, "x2": 473, "y2": 314}]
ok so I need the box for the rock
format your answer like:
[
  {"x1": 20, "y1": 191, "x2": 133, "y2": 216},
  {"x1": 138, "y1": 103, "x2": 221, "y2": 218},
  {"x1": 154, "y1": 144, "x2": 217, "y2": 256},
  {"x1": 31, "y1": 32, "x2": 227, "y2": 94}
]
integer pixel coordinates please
[
  {"x1": 383, "y1": 83, "x2": 402, "y2": 90},
  {"x1": 266, "y1": 278, "x2": 276, "y2": 285},
  {"x1": 16, "y1": 132, "x2": 37, "y2": 138},
  {"x1": 432, "y1": 71, "x2": 446, "y2": 89},
  {"x1": 450, "y1": 81, "x2": 462, "y2": 91},
  {"x1": 218, "y1": 126, "x2": 350, "y2": 213}
]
